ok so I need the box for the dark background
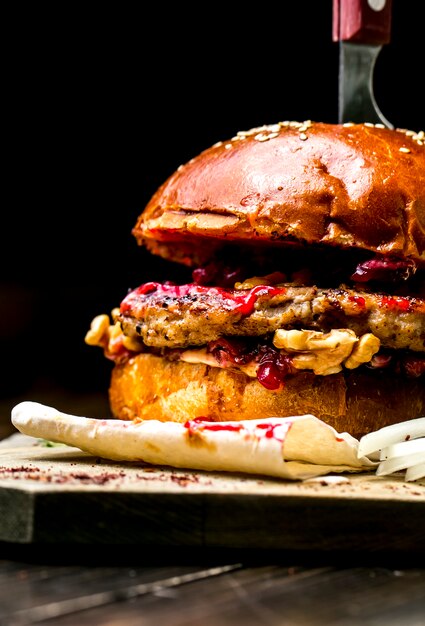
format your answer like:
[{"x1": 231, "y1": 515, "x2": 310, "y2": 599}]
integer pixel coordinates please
[{"x1": 1, "y1": 1, "x2": 423, "y2": 417}]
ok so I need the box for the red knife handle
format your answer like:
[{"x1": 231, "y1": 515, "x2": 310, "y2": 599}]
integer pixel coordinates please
[{"x1": 333, "y1": 0, "x2": 392, "y2": 45}]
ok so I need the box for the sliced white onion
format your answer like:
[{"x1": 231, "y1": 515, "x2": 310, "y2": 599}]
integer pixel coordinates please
[
  {"x1": 406, "y1": 462, "x2": 425, "y2": 482},
  {"x1": 379, "y1": 438, "x2": 425, "y2": 460},
  {"x1": 357, "y1": 418, "x2": 425, "y2": 457},
  {"x1": 376, "y1": 451, "x2": 425, "y2": 476},
  {"x1": 358, "y1": 418, "x2": 425, "y2": 482}
]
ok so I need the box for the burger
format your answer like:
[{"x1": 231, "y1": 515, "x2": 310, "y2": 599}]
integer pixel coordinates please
[{"x1": 86, "y1": 121, "x2": 424, "y2": 440}]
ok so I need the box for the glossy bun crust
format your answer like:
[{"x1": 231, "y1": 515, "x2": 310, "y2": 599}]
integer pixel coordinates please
[
  {"x1": 133, "y1": 122, "x2": 425, "y2": 267},
  {"x1": 109, "y1": 354, "x2": 425, "y2": 440}
]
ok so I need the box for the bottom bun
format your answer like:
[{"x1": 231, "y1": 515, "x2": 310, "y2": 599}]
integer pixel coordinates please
[{"x1": 109, "y1": 353, "x2": 425, "y2": 439}]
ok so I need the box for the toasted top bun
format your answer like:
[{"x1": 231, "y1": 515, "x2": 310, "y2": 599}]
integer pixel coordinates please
[{"x1": 133, "y1": 122, "x2": 425, "y2": 267}]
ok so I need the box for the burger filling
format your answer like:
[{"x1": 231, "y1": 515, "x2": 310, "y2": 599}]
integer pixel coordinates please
[{"x1": 86, "y1": 253, "x2": 424, "y2": 391}]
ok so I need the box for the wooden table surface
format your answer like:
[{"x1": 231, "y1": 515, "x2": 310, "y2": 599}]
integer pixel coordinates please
[{"x1": 1, "y1": 394, "x2": 424, "y2": 626}]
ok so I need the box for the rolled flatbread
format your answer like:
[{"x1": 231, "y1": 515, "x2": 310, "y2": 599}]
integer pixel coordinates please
[{"x1": 11, "y1": 401, "x2": 376, "y2": 480}]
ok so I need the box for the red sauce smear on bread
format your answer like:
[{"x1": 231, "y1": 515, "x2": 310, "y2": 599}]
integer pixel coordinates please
[
  {"x1": 255, "y1": 422, "x2": 290, "y2": 441},
  {"x1": 185, "y1": 422, "x2": 244, "y2": 433},
  {"x1": 184, "y1": 417, "x2": 291, "y2": 442}
]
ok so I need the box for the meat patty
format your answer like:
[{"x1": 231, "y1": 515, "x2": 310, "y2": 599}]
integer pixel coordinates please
[{"x1": 119, "y1": 282, "x2": 425, "y2": 352}]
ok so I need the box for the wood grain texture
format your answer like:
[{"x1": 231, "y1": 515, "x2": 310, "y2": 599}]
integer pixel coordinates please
[
  {"x1": 0, "y1": 557, "x2": 424, "y2": 626},
  {"x1": 0, "y1": 435, "x2": 424, "y2": 550}
]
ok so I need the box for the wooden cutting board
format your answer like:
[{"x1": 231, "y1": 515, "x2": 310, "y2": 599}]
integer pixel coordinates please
[{"x1": 0, "y1": 434, "x2": 424, "y2": 551}]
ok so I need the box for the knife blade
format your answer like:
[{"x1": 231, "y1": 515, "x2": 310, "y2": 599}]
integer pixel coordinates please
[{"x1": 333, "y1": 0, "x2": 393, "y2": 128}]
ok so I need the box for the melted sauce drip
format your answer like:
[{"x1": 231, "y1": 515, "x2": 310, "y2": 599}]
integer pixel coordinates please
[
  {"x1": 121, "y1": 282, "x2": 287, "y2": 316},
  {"x1": 256, "y1": 349, "x2": 293, "y2": 390},
  {"x1": 348, "y1": 295, "x2": 366, "y2": 308},
  {"x1": 380, "y1": 296, "x2": 412, "y2": 312}
]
